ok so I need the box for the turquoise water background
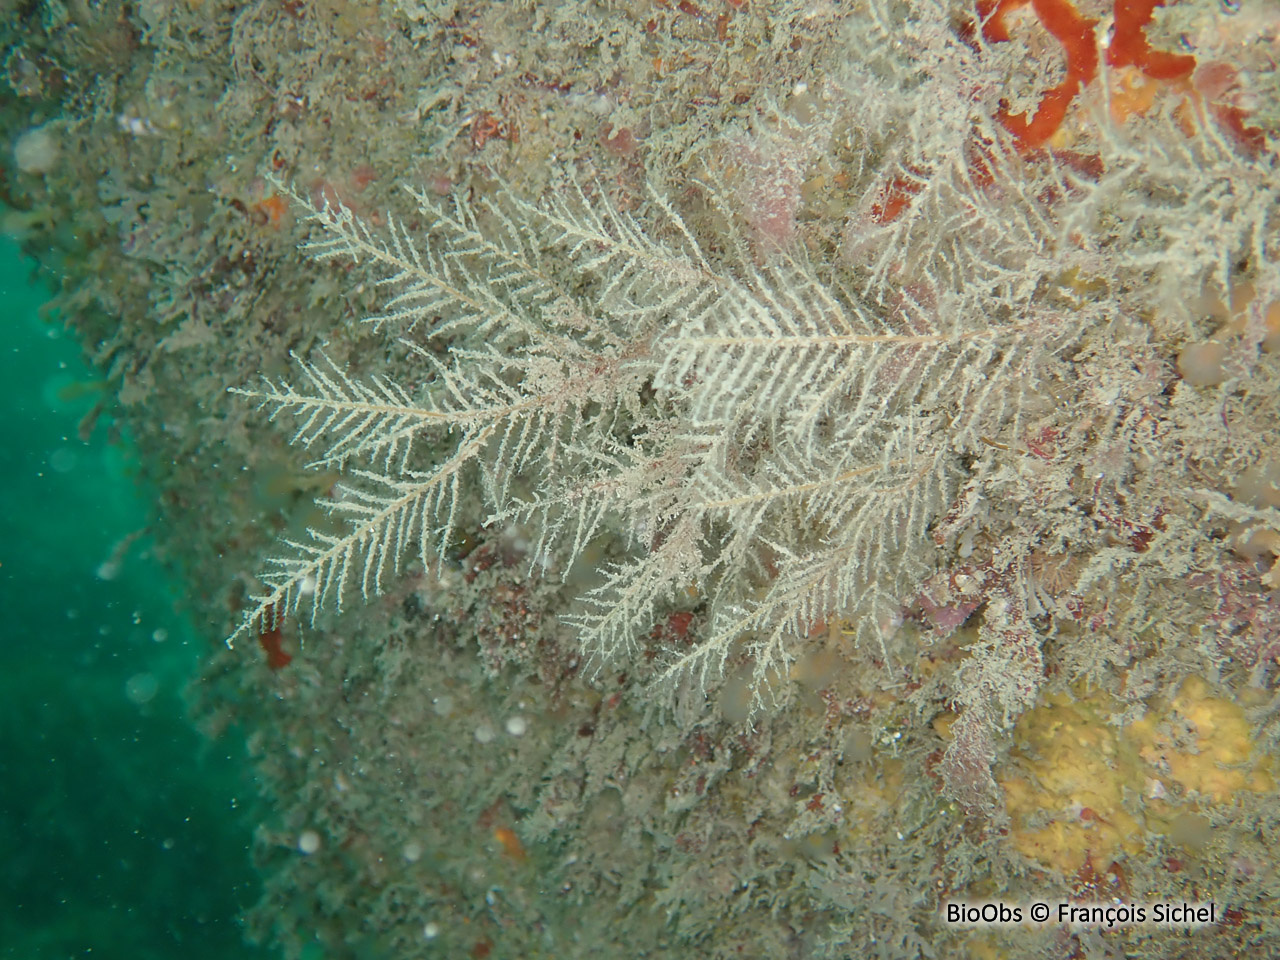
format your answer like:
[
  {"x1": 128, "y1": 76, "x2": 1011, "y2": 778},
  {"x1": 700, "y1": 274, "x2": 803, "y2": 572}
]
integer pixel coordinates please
[{"x1": 0, "y1": 238, "x2": 272, "y2": 959}]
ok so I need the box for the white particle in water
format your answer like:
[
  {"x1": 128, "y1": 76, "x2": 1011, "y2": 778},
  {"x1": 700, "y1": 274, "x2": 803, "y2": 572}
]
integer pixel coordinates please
[{"x1": 297, "y1": 830, "x2": 321, "y2": 855}]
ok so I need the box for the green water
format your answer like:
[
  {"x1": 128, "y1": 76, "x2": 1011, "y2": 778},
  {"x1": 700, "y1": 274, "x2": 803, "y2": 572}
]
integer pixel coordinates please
[{"x1": 0, "y1": 238, "x2": 272, "y2": 959}]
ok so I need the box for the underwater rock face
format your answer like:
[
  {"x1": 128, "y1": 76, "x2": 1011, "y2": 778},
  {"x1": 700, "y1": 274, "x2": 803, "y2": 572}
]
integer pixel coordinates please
[{"x1": 4, "y1": 0, "x2": 1280, "y2": 956}]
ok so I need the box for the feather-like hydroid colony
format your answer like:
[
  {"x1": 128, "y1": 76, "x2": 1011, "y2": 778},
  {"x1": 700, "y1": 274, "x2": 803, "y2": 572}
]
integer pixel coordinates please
[
  {"x1": 226, "y1": 0, "x2": 1279, "y2": 728},
  {"x1": 227, "y1": 171, "x2": 1072, "y2": 706}
]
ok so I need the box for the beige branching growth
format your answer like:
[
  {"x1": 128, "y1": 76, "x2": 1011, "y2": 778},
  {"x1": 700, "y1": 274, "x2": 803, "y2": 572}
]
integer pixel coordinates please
[{"x1": 228, "y1": 173, "x2": 1063, "y2": 707}]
